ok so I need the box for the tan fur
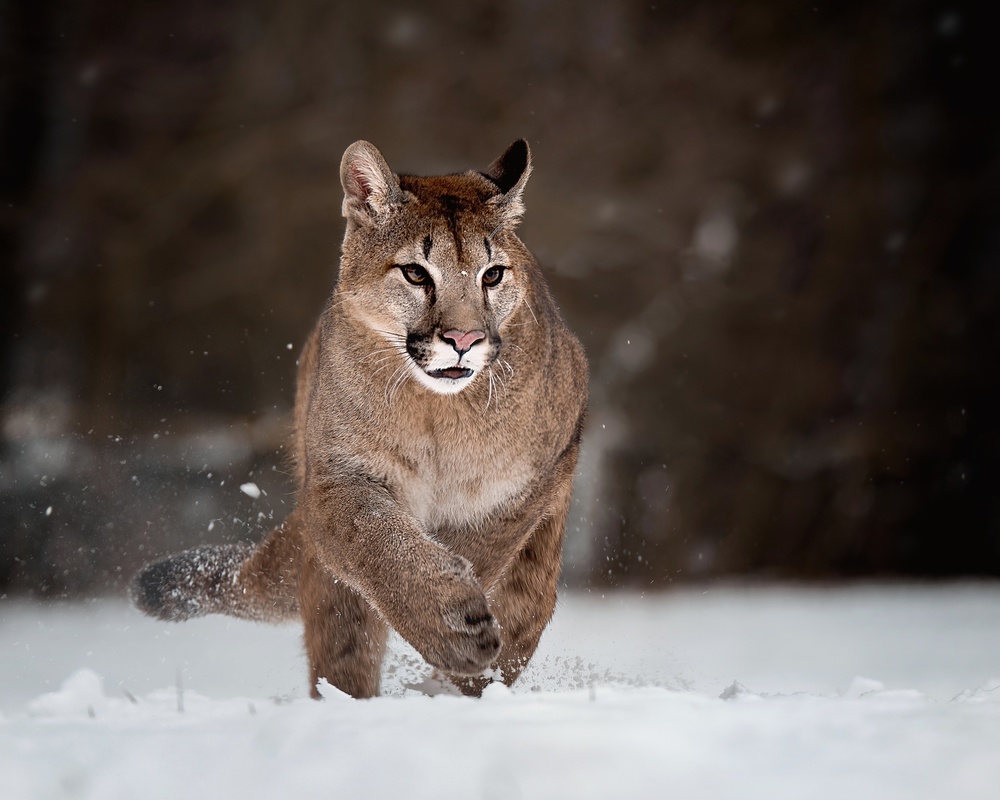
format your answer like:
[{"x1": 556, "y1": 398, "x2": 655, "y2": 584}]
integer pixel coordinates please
[{"x1": 132, "y1": 140, "x2": 588, "y2": 698}]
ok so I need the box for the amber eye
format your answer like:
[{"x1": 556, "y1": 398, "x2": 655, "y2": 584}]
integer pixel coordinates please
[
  {"x1": 400, "y1": 264, "x2": 431, "y2": 286},
  {"x1": 482, "y1": 266, "x2": 506, "y2": 287}
]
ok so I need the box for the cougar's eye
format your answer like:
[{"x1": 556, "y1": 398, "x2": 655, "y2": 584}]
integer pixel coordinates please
[
  {"x1": 482, "y1": 266, "x2": 505, "y2": 288},
  {"x1": 400, "y1": 264, "x2": 431, "y2": 286}
]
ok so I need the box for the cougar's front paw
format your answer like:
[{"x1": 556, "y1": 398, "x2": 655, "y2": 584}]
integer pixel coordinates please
[
  {"x1": 410, "y1": 589, "x2": 500, "y2": 676},
  {"x1": 401, "y1": 552, "x2": 501, "y2": 675},
  {"x1": 435, "y1": 593, "x2": 502, "y2": 675}
]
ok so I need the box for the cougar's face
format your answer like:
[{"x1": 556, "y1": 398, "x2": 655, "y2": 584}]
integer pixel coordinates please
[
  {"x1": 394, "y1": 230, "x2": 525, "y2": 394},
  {"x1": 337, "y1": 142, "x2": 534, "y2": 398},
  {"x1": 343, "y1": 211, "x2": 525, "y2": 397}
]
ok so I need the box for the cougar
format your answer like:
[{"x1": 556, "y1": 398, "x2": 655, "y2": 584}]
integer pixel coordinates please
[{"x1": 131, "y1": 139, "x2": 588, "y2": 698}]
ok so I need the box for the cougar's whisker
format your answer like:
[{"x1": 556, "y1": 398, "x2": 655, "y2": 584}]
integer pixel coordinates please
[
  {"x1": 359, "y1": 347, "x2": 405, "y2": 364},
  {"x1": 388, "y1": 363, "x2": 411, "y2": 406},
  {"x1": 369, "y1": 358, "x2": 404, "y2": 381},
  {"x1": 371, "y1": 328, "x2": 407, "y2": 342},
  {"x1": 485, "y1": 365, "x2": 497, "y2": 412},
  {"x1": 383, "y1": 362, "x2": 408, "y2": 406},
  {"x1": 495, "y1": 363, "x2": 510, "y2": 398}
]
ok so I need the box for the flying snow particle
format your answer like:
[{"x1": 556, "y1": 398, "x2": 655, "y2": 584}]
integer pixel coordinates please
[
  {"x1": 45, "y1": 506, "x2": 53, "y2": 517},
  {"x1": 239, "y1": 482, "x2": 261, "y2": 499}
]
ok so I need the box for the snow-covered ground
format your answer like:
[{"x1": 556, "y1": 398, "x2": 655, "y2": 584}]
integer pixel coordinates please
[{"x1": 3, "y1": 584, "x2": 1000, "y2": 799}]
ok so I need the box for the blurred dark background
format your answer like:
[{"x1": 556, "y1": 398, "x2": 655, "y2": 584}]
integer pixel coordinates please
[{"x1": 1, "y1": 0, "x2": 998, "y2": 597}]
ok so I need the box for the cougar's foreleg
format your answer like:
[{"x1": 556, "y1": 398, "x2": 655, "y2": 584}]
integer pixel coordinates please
[
  {"x1": 447, "y1": 500, "x2": 568, "y2": 696},
  {"x1": 298, "y1": 554, "x2": 389, "y2": 698}
]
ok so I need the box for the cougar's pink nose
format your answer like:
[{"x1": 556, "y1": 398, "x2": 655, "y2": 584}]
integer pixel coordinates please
[{"x1": 442, "y1": 329, "x2": 486, "y2": 354}]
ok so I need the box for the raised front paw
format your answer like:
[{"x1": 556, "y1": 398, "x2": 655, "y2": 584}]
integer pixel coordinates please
[
  {"x1": 404, "y1": 582, "x2": 501, "y2": 676},
  {"x1": 433, "y1": 593, "x2": 502, "y2": 675},
  {"x1": 385, "y1": 552, "x2": 502, "y2": 675}
]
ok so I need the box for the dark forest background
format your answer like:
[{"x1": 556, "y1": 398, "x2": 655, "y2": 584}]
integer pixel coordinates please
[{"x1": 1, "y1": 0, "x2": 998, "y2": 597}]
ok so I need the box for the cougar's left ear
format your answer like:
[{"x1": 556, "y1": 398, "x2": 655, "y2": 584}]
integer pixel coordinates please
[
  {"x1": 340, "y1": 140, "x2": 408, "y2": 224},
  {"x1": 484, "y1": 139, "x2": 532, "y2": 224}
]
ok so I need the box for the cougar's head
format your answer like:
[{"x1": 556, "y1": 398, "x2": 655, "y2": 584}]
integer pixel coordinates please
[{"x1": 336, "y1": 139, "x2": 534, "y2": 397}]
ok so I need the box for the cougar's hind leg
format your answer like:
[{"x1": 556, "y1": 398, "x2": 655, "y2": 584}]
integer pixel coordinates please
[
  {"x1": 234, "y1": 515, "x2": 303, "y2": 620},
  {"x1": 299, "y1": 554, "x2": 388, "y2": 699},
  {"x1": 449, "y1": 505, "x2": 568, "y2": 696}
]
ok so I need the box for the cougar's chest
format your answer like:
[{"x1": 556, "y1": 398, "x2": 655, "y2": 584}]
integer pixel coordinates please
[{"x1": 391, "y1": 432, "x2": 532, "y2": 530}]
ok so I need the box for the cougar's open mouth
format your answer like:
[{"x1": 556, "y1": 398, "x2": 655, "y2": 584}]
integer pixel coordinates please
[{"x1": 427, "y1": 367, "x2": 473, "y2": 381}]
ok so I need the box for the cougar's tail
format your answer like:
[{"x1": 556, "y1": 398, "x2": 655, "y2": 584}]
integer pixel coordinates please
[{"x1": 131, "y1": 517, "x2": 303, "y2": 623}]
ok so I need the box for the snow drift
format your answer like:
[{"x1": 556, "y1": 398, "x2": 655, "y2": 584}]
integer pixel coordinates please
[{"x1": 3, "y1": 585, "x2": 1000, "y2": 799}]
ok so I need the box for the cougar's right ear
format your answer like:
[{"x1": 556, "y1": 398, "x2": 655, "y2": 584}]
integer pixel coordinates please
[{"x1": 340, "y1": 141, "x2": 407, "y2": 224}]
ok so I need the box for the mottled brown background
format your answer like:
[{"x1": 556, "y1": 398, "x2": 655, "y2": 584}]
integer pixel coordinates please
[{"x1": 2, "y1": 0, "x2": 998, "y2": 596}]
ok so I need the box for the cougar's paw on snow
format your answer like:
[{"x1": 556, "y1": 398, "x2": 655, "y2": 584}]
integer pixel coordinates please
[
  {"x1": 405, "y1": 557, "x2": 502, "y2": 675},
  {"x1": 432, "y1": 593, "x2": 502, "y2": 675}
]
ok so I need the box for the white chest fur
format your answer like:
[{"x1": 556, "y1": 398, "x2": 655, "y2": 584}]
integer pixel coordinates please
[{"x1": 391, "y1": 437, "x2": 533, "y2": 530}]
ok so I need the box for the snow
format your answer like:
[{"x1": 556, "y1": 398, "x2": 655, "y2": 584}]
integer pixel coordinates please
[
  {"x1": 3, "y1": 585, "x2": 1000, "y2": 799},
  {"x1": 239, "y1": 482, "x2": 261, "y2": 499}
]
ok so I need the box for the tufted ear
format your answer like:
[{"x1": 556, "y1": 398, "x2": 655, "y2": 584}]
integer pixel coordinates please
[
  {"x1": 340, "y1": 141, "x2": 406, "y2": 224},
  {"x1": 484, "y1": 139, "x2": 532, "y2": 223}
]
